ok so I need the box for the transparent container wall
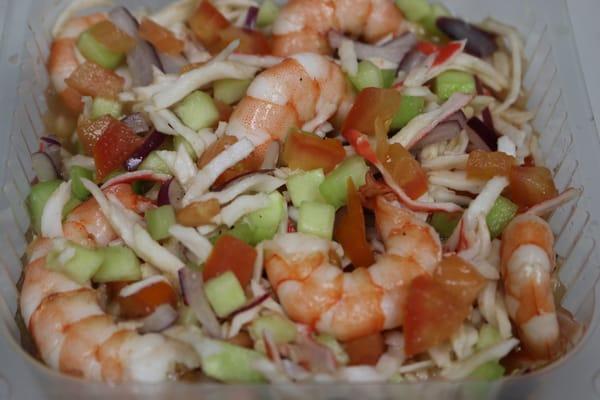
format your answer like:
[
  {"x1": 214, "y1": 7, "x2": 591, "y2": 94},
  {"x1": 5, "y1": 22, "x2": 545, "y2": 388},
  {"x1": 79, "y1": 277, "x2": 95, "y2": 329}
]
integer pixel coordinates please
[{"x1": 0, "y1": 0, "x2": 599, "y2": 398}]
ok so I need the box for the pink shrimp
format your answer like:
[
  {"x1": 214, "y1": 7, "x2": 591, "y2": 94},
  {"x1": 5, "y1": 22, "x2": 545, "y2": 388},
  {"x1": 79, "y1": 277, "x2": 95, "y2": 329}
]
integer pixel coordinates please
[
  {"x1": 263, "y1": 196, "x2": 441, "y2": 341},
  {"x1": 500, "y1": 214, "x2": 560, "y2": 359},
  {"x1": 48, "y1": 13, "x2": 106, "y2": 114},
  {"x1": 272, "y1": 0, "x2": 407, "y2": 57}
]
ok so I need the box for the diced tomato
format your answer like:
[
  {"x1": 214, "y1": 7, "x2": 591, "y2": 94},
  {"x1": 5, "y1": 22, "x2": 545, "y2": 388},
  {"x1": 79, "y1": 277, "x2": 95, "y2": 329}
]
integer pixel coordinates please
[
  {"x1": 342, "y1": 88, "x2": 403, "y2": 136},
  {"x1": 116, "y1": 279, "x2": 178, "y2": 319},
  {"x1": 139, "y1": 18, "x2": 184, "y2": 55},
  {"x1": 507, "y1": 166, "x2": 558, "y2": 208},
  {"x1": 433, "y1": 41, "x2": 463, "y2": 66},
  {"x1": 227, "y1": 331, "x2": 253, "y2": 348},
  {"x1": 188, "y1": 0, "x2": 231, "y2": 52},
  {"x1": 433, "y1": 255, "x2": 486, "y2": 306},
  {"x1": 334, "y1": 179, "x2": 375, "y2": 268},
  {"x1": 59, "y1": 87, "x2": 84, "y2": 115},
  {"x1": 77, "y1": 115, "x2": 112, "y2": 155},
  {"x1": 404, "y1": 274, "x2": 471, "y2": 357},
  {"x1": 218, "y1": 26, "x2": 271, "y2": 55},
  {"x1": 416, "y1": 41, "x2": 439, "y2": 55},
  {"x1": 214, "y1": 99, "x2": 234, "y2": 122},
  {"x1": 93, "y1": 118, "x2": 145, "y2": 181},
  {"x1": 198, "y1": 135, "x2": 238, "y2": 169},
  {"x1": 381, "y1": 143, "x2": 428, "y2": 199},
  {"x1": 282, "y1": 130, "x2": 346, "y2": 173},
  {"x1": 176, "y1": 199, "x2": 221, "y2": 226},
  {"x1": 466, "y1": 150, "x2": 515, "y2": 180},
  {"x1": 89, "y1": 20, "x2": 136, "y2": 53},
  {"x1": 342, "y1": 333, "x2": 385, "y2": 366},
  {"x1": 203, "y1": 235, "x2": 257, "y2": 287},
  {"x1": 66, "y1": 61, "x2": 124, "y2": 99}
]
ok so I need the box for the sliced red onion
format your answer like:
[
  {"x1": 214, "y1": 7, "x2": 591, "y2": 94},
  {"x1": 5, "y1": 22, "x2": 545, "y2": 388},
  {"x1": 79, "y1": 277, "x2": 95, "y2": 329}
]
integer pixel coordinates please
[
  {"x1": 481, "y1": 107, "x2": 495, "y2": 131},
  {"x1": 101, "y1": 170, "x2": 171, "y2": 189},
  {"x1": 398, "y1": 48, "x2": 427, "y2": 73},
  {"x1": 158, "y1": 178, "x2": 185, "y2": 206},
  {"x1": 260, "y1": 141, "x2": 280, "y2": 170},
  {"x1": 40, "y1": 136, "x2": 61, "y2": 147},
  {"x1": 159, "y1": 53, "x2": 188, "y2": 74},
  {"x1": 244, "y1": 6, "x2": 259, "y2": 30},
  {"x1": 121, "y1": 113, "x2": 150, "y2": 135},
  {"x1": 328, "y1": 31, "x2": 417, "y2": 64},
  {"x1": 225, "y1": 292, "x2": 270, "y2": 320},
  {"x1": 32, "y1": 152, "x2": 59, "y2": 182},
  {"x1": 467, "y1": 117, "x2": 497, "y2": 151},
  {"x1": 139, "y1": 304, "x2": 179, "y2": 333},
  {"x1": 124, "y1": 130, "x2": 167, "y2": 171},
  {"x1": 411, "y1": 120, "x2": 462, "y2": 151},
  {"x1": 436, "y1": 17, "x2": 498, "y2": 58},
  {"x1": 178, "y1": 267, "x2": 221, "y2": 338}
]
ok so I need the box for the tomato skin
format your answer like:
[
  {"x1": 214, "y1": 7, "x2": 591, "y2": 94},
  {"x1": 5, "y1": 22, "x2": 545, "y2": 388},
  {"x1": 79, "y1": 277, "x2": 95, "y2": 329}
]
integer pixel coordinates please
[
  {"x1": 188, "y1": 0, "x2": 230, "y2": 51},
  {"x1": 416, "y1": 41, "x2": 439, "y2": 55},
  {"x1": 466, "y1": 150, "x2": 515, "y2": 180},
  {"x1": 219, "y1": 26, "x2": 271, "y2": 55},
  {"x1": 433, "y1": 255, "x2": 486, "y2": 306},
  {"x1": 93, "y1": 118, "x2": 145, "y2": 181},
  {"x1": 342, "y1": 88, "x2": 403, "y2": 136},
  {"x1": 282, "y1": 130, "x2": 346, "y2": 173},
  {"x1": 342, "y1": 333, "x2": 385, "y2": 366},
  {"x1": 89, "y1": 20, "x2": 136, "y2": 53},
  {"x1": 65, "y1": 61, "x2": 124, "y2": 99},
  {"x1": 114, "y1": 280, "x2": 178, "y2": 319},
  {"x1": 507, "y1": 166, "x2": 558, "y2": 208},
  {"x1": 139, "y1": 18, "x2": 184, "y2": 55},
  {"x1": 203, "y1": 235, "x2": 257, "y2": 287},
  {"x1": 382, "y1": 143, "x2": 428, "y2": 199},
  {"x1": 433, "y1": 41, "x2": 463, "y2": 66},
  {"x1": 77, "y1": 115, "x2": 113, "y2": 155}
]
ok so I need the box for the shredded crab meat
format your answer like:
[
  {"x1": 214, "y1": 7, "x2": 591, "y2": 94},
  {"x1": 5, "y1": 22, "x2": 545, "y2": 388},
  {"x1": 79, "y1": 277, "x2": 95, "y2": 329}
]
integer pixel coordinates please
[
  {"x1": 148, "y1": 109, "x2": 216, "y2": 156},
  {"x1": 41, "y1": 180, "x2": 72, "y2": 238},
  {"x1": 215, "y1": 193, "x2": 271, "y2": 226},
  {"x1": 169, "y1": 225, "x2": 213, "y2": 264}
]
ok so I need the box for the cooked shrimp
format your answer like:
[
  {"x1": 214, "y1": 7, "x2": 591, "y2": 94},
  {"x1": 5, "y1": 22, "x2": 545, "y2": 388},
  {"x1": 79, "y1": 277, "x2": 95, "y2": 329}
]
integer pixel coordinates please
[
  {"x1": 272, "y1": 0, "x2": 407, "y2": 57},
  {"x1": 225, "y1": 53, "x2": 352, "y2": 146},
  {"x1": 500, "y1": 214, "x2": 559, "y2": 359},
  {"x1": 263, "y1": 196, "x2": 441, "y2": 341},
  {"x1": 20, "y1": 244, "x2": 199, "y2": 382},
  {"x1": 48, "y1": 13, "x2": 106, "y2": 113}
]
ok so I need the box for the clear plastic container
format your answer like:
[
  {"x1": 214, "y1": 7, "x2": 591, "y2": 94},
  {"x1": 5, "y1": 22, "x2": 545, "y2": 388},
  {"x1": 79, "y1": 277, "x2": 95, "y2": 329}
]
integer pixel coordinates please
[{"x1": 0, "y1": 0, "x2": 599, "y2": 398}]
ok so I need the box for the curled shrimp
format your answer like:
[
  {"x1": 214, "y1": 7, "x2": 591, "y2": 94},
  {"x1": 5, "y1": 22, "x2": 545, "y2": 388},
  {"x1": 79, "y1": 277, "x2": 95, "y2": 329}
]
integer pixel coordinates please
[
  {"x1": 263, "y1": 196, "x2": 441, "y2": 341},
  {"x1": 500, "y1": 214, "x2": 559, "y2": 359},
  {"x1": 48, "y1": 13, "x2": 106, "y2": 113},
  {"x1": 272, "y1": 0, "x2": 407, "y2": 57}
]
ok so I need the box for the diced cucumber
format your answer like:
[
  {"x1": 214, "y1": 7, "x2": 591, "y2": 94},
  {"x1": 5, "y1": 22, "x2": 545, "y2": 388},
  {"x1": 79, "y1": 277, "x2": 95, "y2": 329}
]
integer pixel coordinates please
[
  {"x1": 486, "y1": 196, "x2": 518, "y2": 239},
  {"x1": 91, "y1": 97, "x2": 122, "y2": 120},
  {"x1": 178, "y1": 305, "x2": 198, "y2": 326},
  {"x1": 213, "y1": 79, "x2": 252, "y2": 105},
  {"x1": 243, "y1": 191, "x2": 285, "y2": 243},
  {"x1": 476, "y1": 325, "x2": 502, "y2": 351},
  {"x1": 319, "y1": 156, "x2": 368, "y2": 209},
  {"x1": 173, "y1": 90, "x2": 219, "y2": 131},
  {"x1": 47, "y1": 242, "x2": 105, "y2": 284},
  {"x1": 201, "y1": 340, "x2": 266, "y2": 382},
  {"x1": 62, "y1": 197, "x2": 82, "y2": 219},
  {"x1": 77, "y1": 30, "x2": 124, "y2": 70},
  {"x1": 93, "y1": 245, "x2": 141, "y2": 283},
  {"x1": 257, "y1": 0, "x2": 280, "y2": 27},
  {"x1": 434, "y1": 70, "x2": 476, "y2": 102},
  {"x1": 396, "y1": 0, "x2": 431, "y2": 21},
  {"x1": 145, "y1": 205, "x2": 176, "y2": 241},
  {"x1": 381, "y1": 69, "x2": 397, "y2": 88},
  {"x1": 225, "y1": 222, "x2": 256, "y2": 245},
  {"x1": 298, "y1": 201, "x2": 335, "y2": 239},
  {"x1": 28, "y1": 180, "x2": 61, "y2": 234},
  {"x1": 349, "y1": 60, "x2": 384, "y2": 92},
  {"x1": 174, "y1": 135, "x2": 197, "y2": 160},
  {"x1": 315, "y1": 334, "x2": 350, "y2": 365},
  {"x1": 204, "y1": 271, "x2": 247, "y2": 317},
  {"x1": 249, "y1": 314, "x2": 297, "y2": 344},
  {"x1": 420, "y1": 3, "x2": 451, "y2": 39},
  {"x1": 429, "y1": 211, "x2": 462, "y2": 240},
  {"x1": 139, "y1": 151, "x2": 171, "y2": 174},
  {"x1": 287, "y1": 169, "x2": 325, "y2": 207},
  {"x1": 132, "y1": 180, "x2": 154, "y2": 195},
  {"x1": 70, "y1": 166, "x2": 94, "y2": 200},
  {"x1": 469, "y1": 360, "x2": 505, "y2": 380},
  {"x1": 391, "y1": 95, "x2": 425, "y2": 130}
]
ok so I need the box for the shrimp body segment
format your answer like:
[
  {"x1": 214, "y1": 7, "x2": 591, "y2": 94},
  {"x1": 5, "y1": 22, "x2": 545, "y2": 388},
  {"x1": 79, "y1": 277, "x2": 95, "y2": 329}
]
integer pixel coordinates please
[
  {"x1": 264, "y1": 196, "x2": 441, "y2": 341},
  {"x1": 500, "y1": 214, "x2": 559, "y2": 359}
]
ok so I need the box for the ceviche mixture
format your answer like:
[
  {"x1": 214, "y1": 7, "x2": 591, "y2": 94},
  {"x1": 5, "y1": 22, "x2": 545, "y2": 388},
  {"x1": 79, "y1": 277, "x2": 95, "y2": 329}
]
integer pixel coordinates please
[{"x1": 21, "y1": 0, "x2": 584, "y2": 384}]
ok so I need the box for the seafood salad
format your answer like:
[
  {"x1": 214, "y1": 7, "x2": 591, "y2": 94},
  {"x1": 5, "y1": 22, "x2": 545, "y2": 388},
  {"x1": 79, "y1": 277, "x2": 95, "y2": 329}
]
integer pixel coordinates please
[{"x1": 22, "y1": 0, "x2": 583, "y2": 384}]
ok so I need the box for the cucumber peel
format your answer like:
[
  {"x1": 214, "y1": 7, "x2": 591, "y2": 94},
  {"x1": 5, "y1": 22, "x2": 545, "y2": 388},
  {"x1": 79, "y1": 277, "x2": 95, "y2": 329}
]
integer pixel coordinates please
[
  {"x1": 391, "y1": 95, "x2": 425, "y2": 130},
  {"x1": 145, "y1": 205, "x2": 176, "y2": 241},
  {"x1": 486, "y1": 196, "x2": 518, "y2": 239},
  {"x1": 319, "y1": 156, "x2": 368, "y2": 209},
  {"x1": 70, "y1": 166, "x2": 94, "y2": 200},
  {"x1": 77, "y1": 30, "x2": 124, "y2": 70},
  {"x1": 28, "y1": 180, "x2": 62, "y2": 234}
]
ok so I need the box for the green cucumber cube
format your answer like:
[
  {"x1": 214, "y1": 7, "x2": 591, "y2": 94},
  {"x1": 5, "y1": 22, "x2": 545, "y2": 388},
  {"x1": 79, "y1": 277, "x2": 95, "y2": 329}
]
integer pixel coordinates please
[
  {"x1": 173, "y1": 90, "x2": 219, "y2": 131},
  {"x1": 349, "y1": 60, "x2": 384, "y2": 92},
  {"x1": 287, "y1": 169, "x2": 325, "y2": 207},
  {"x1": 173, "y1": 135, "x2": 197, "y2": 160},
  {"x1": 47, "y1": 242, "x2": 105, "y2": 284},
  {"x1": 476, "y1": 325, "x2": 502, "y2": 351},
  {"x1": 298, "y1": 201, "x2": 335, "y2": 239},
  {"x1": 28, "y1": 180, "x2": 62, "y2": 234},
  {"x1": 93, "y1": 245, "x2": 141, "y2": 283},
  {"x1": 396, "y1": 0, "x2": 432, "y2": 21},
  {"x1": 435, "y1": 70, "x2": 476, "y2": 102},
  {"x1": 204, "y1": 271, "x2": 247, "y2": 317},
  {"x1": 315, "y1": 334, "x2": 350, "y2": 365},
  {"x1": 77, "y1": 30, "x2": 124, "y2": 70},
  {"x1": 70, "y1": 166, "x2": 94, "y2": 200},
  {"x1": 486, "y1": 196, "x2": 518, "y2": 239},
  {"x1": 139, "y1": 151, "x2": 171, "y2": 174},
  {"x1": 91, "y1": 97, "x2": 122, "y2": 120},
  {"x1": 319, "y1": 156, "x2": 368, "y2": 209},
  {"x1": 469, "y1": 360, "x2": 505, "y2": 380},
  {"x1": 226, "y1": 222, "x2": 257, "y2": 245},
  {"x1": 381, "y1": 69, "x2": 397, "y2": 88},
  {"x1": 243, "y1": 191, "x2": 285, "y2": 243},
  {"x1": 62, "y1": 197, "x2": 82, "y2": 219},
  {"x1": 201, "y1": 340, "x2": 266, "y2": 382},
  {"x1": 257, "y1": 0, "x2": 280, "y2": 27},
  {"x1": 249, "y1": 314, "x2": 297, "y2": 344},
  {"x1": 391, "y1": 95, "x2": 425, "y2": 130},
  {"x1": 420, "y1": 3, "x2": 451, "y2": 39},
  {"x1": 429, "y1": 211, "x2": 462, "y2": 240},
  {"x1": 213, "y1": 79, "x2": 252, "y2": 105},
  {"x1": 145, "y1": 205, "x2": 176, "y2": 241}
]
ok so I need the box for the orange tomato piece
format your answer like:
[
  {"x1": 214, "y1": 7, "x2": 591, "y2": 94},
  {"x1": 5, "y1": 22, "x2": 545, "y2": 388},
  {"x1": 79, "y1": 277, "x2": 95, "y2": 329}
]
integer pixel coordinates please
[
  {"x1": 214, "y1": 99, "x2": 234, "y2": 122},
  {"x1": 282, "y1": 130, "x2": 346, "y2": 173},
  {"x1": 77, "y1": 115, "x2": 112, "y2": 155},
  {"x1": 198, "y1": 135, "x2": 239, "y2": 169},
  {"x1": 381, "y1": 143, "x2": 428, "y2": 199},
  {"x1": 342, "y1": 88, "x2": 403, "y2": 136},
  {"x1": 334, "y1": 179, "x2": 375, "y2": 268},
  {"x1": 89, "y1": 20, "x2": 136, "y2": 53},
  {"x1": 66, "y1": 61, "x2": 124, "y2": 99},
  {"x1": 466, "y1": 150, "x2": 515, "y2": 180},
  {"x1": 203, "y1": 235, "x2": 257, "y2": 287},
  {"x1": 117, "y1": 280, "x2": 178, "y2": 319},
  {"x1": 139, "y1": 18, "x2": 184, "y2": 56},
  {"x1": 507, "y1": 166, "x2": 558, "y2": 208},
  {"x1": 342, "y1": 333, "x2": 385, "y2": 366},
  {"x1": 218, "y1": 26, "x2": 271, "y2": 55},
  {"x1": 433, "y1": 255, "x2": 486, "y2": 306},
  {"x1": 176, "y1": 199, "x2": 221, "y2": 226},
  {"x1": 188, "y1": 0, "x2": 231, "y2": 52},
  {"x1": 93, "y1": 118, "x2": 145, "y2": 181}
]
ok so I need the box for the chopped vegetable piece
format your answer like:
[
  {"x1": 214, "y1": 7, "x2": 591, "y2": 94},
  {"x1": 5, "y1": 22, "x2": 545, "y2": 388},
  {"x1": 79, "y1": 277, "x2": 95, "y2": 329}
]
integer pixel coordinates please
[
  {"x1": 62, "y1": 198, "x2": 82, "y2": 218},
  {"x1": 70, "y1": 166, "x2": 94, "y2": 200},
  {"x1": 381, "y1": 69, "x2": 396, "y2": 88},
  {"x1": 139, "y1": 151, "x2": 171, "y2": 174},
  {"x1": 257, "y1": 0, "x2": 280, "y2": 27},
  {"x1": 93, "y1": 118, "x2": 145, "y2": 181},
  {"x1": 188, "y1": 0, "x2": 231, "y2": 52},
  {"x1": 66, "y1": 61, "x2": 124, "y2": 99},
  {"x1": 507, "y1": 166, "x2": 558, "y2": 208},
  {"x1": 319, "y1": 156, "x2": 369, "y2": 208},
  {"x1": 173, "y1": 90, "x2": 220, "y2": 131},
  {"x1": 198, "y1": 135, "x2": 238, "y2": 168},
  {"x1": 249, "y1": 314, "x2": 297, "y2": 344},
  {"x1": 467, "y1": 150, "x2": 515, "y2": 180},
  {"x1": 282, "y1": 130, "x2": 346, "y2": 173},
  {"x1": 145, "y1": 205, "x2": 176, "y2": 241},
  {"x1": 118, "y1": 279, "x2": 178, "y2": 319},
  {"x1": 420, "y1": 3, "x2": 450, "y2": 40},
  {"x1": 215, "y1": 98, "x2": 234, "y2": 122},
  {"x1": 243, "y1": 191, "x2": 286, "y2": 243},
  {"x1": 334, "y1": 180, "x2": 375, "y2": 268},
  {"x1": 390, "y1": 95, "x2": 425, "y2": 130},
  {"x1": 204, "y1": 235, "x2": 257, "y2": 287},
  {"x1": 342, "y1": 87, "x2": 403, "y2": 136},
  {"x1": 342, "y1": 333, "x2": 385, "y2": 366},
  {"x1": 201, "y1": 340, "x2": 266, "y2": 382},
  {"x1": 218, "y1": 26, "x2": 271, "y2": 55},
  {"x1": 77, "y1": 31, "x2": 124, "y2": 70},
  {"x1": 93, "y1": 245, "x2": 141, "y2": 283},
  {"x1": 486, "y1": 196, "x2": 518, "y2": 238},
  {"x1": 349, "y1": 60, "x2": 384, "y2": 92},
  {"x1": 204, "y1": 271, "x2": 247, "y2": 317},
  {"x1": 213, "y1": 79, "x2": 252, "y2": 105},
  {"x1": 28, "y1": 180, "x2": 61, "y2": 234},
  {"x1": 46, "y1": 242, "x2": 105, "y2": 284},
  {"x1": 287, "y1": 169, "x2": 325, "y2": 207},
  {"x1": 222, "y1": 222, "x2": 256, "y2": 245},
  {"x1": 227, "y1": 331, "x2": 253, "y2": 348},
  {"x1": 429, "y1": 211, "x2": 462, "y2": 240},
  {"x1": 476, "y1": 325, "x2": 502, "y2": 351},
  {"x1": 88, "y1": 20, "x2": 136, "y2": 53},
  {"x1": 91, "y1": 97, "x2": 122, "y2": 120},
  {"x1": 435, "y1": 70, "x2": 476, "y2": 102},
  {"x1": 298, "y1": 201, "x2": 336, "y2": 239},
  {"x1": 381, "y1": 143, "x2": 428, "y2": 199},
  {"x1": 173, "y1": 135, "x2": 197, "y2": 160},
  {"x1": 176, "y1": 199, "x2": 221, "y2": 227},
  {"x1": 433, "y1": 255, "x2": 486, "y2": 306},
  {"x1": 139, "y1": 17, "x2": 184, "y2": 55},
  {"x1": 77, "y1": 115, "x2": 112, "y2": 155},
  {"x1": 395, "y1": 0, "x2": 431, "y2": 22},
  {"x1": 315, "y1": 334, "x2": 350, "y2": 365},
  {"x1": 469, "y1": 361, "x2": 505, "y2": 380}
]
